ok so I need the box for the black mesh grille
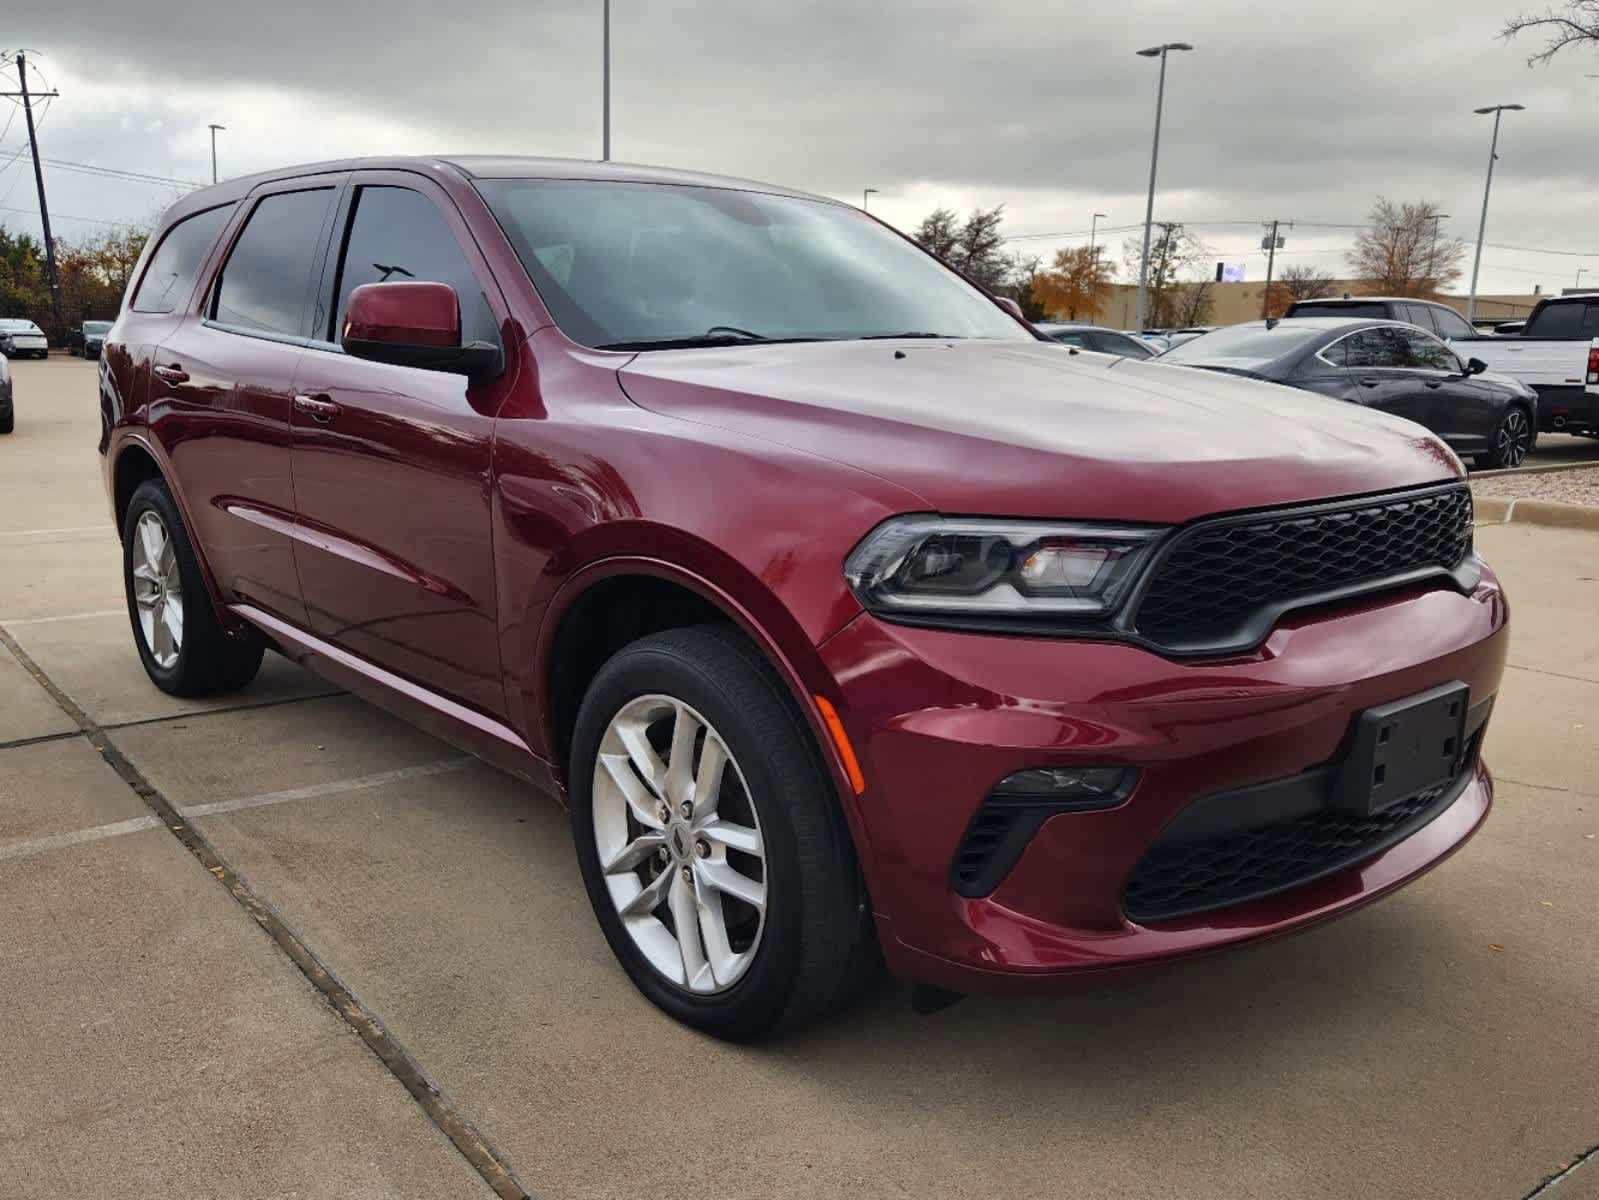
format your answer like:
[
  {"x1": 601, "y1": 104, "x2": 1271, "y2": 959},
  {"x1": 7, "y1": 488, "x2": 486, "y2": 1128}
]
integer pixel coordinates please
[
  {"x1": 1133, "y1": 487, "x2": 1473, "y2": 647},
  {"x1": 1123, "y1": 779, "x2": 1459, "y2": 924}
]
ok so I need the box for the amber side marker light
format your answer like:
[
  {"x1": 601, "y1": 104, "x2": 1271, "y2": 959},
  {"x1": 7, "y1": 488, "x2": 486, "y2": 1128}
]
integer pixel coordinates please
[{"x1": 815, "y1": 695, "x2": 867, "y2": 795}]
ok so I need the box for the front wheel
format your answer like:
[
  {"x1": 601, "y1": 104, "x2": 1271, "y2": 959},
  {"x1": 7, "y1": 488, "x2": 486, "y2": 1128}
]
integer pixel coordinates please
[
  {"x1": 1476, "y1": 405, "x2": 1532, "y2": 470},
  {"x1": 570, "y1": 626, "x2": 874, "y2": 1040},
  {"x1": 122, "y1": 478, "x2": 264, "y2": 696}
]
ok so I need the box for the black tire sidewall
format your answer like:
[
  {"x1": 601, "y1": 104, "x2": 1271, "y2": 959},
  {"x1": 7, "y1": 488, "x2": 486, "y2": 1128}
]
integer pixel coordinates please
[{"x1": 570, "y1": 631, "x2": 824, "y2": 1039}]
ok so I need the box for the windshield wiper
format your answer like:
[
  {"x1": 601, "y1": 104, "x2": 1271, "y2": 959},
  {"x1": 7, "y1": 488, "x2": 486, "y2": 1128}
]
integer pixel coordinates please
[
  {"x1": 596, "y1": 326, "x2": 826, "y2": 352},
  {"x1": 854, "y1": 332, "x2": 959, "y2": 340}
]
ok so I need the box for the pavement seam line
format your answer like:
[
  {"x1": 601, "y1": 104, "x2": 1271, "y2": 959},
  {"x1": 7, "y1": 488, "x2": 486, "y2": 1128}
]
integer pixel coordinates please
[
  {"x1": 1524, "y1": 1141, "x2": 1599, "y2": 1199},
  {"x1": 0, "y1": 622, "x2": 536, "y2": 1200}
]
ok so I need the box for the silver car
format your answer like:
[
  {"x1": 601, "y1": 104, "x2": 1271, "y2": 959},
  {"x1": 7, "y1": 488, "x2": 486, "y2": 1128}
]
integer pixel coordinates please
[{"x1": 0, "y1": 318, "x2": 49, "y2": 359}]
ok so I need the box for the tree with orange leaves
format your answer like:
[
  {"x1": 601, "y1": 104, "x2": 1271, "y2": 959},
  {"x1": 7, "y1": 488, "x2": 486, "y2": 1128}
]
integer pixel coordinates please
[{"x1": 1031, "y1": 245, "x2": 1116, "y2": 322}]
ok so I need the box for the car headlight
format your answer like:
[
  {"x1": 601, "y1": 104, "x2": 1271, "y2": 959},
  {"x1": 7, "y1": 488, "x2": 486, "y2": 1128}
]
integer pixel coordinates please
[{"x1": 844, "y1": 515, "x2": 1165, "y2": 620}]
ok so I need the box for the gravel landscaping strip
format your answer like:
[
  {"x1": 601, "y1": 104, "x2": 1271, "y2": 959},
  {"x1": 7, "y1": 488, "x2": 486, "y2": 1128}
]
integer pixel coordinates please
[{"x1": 1472, "y1": 465, "x2": 1599, "y2": 506}]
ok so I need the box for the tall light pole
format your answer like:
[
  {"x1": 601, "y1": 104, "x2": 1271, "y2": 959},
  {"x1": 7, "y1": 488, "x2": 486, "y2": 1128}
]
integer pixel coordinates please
[
  {"x1": 1134, "y1": 42, "x2": 1193, "y2": 332},
  {"x1": 1089, "y1": 211, "x2": 1107, "y2": 266},
  {"x1": 208, "y1": 123, "x2": 225, "y2": 185},
  {"x1": 602, "y1": 0, "x2": 611, "y2": 160},
  {"x1": 1577, "y1": 267, "x2": 1589, "y2": 292},
  {"x1": 863, "y1": 187, "x2": 878, "y2": 212},
  {"x1": 1466, "y1": 103, "x2": 1523, "y2": 326}
]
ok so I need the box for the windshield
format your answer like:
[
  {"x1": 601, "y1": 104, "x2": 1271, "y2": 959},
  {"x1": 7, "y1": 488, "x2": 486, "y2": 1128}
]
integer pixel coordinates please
[
  {"x1": 476, "y1": 179, "x2": 1029, "y2": 349},
  {"x1": 1288, "y1": 301, "x2": 1386, "y2": 319},
  {"x1": 1160, "y1": 324, "x2": 1324, "y2": 367},
  {"x1": 83, "y1": 321, "x2": 112, "y2": 335}
]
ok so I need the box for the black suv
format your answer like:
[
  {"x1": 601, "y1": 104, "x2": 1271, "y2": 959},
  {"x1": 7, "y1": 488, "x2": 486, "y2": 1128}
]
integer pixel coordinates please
[{"x1": 1283, "y1": 297, "x2": 1478, "y2": 344}]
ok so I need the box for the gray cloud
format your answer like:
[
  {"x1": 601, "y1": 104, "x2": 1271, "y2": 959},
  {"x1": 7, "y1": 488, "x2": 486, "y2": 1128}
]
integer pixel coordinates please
[{"x1": 6, "y1": 0, "x2": 1595, "y2": 293}]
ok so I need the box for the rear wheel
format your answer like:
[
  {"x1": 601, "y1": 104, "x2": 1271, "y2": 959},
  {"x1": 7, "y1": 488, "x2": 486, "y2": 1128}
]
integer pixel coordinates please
[
  {"x1": 570, "y1": 626, "x2": 874, "y2": 1040},
  {"x1": 1476, "y1": 405, "x2": 1532, "y2": 470},
  {"x1": 122, "y1": 478, "x2": 263, "y2": 696}
]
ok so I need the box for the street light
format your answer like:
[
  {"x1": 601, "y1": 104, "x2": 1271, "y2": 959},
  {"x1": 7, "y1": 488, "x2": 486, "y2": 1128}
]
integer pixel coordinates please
[
  {"x1": 1578, "y1": 267, "x2": 1589, "y2": 292},
  {"x1": 1089, "y1": 211, "x2": 1107, "y2": 266},
  {"x1": 1465, "y1": 103, "x2": 1524, "y2": 325},
  {"x1": 1134, "y1": 42, "x2": 1193, "y2": 332},
  {"x1": 1426, "y1": 212, "x2": 1451, "y2": 290},
  {"x1": 863, "y1": 187, "x2": 878, "y2": 212},
  {"x1": 602, "y1": 0, "x2": 611, "y2": 161},
  {"x1": 208, "y1": 123, "x2": 225, "y2": 185}
]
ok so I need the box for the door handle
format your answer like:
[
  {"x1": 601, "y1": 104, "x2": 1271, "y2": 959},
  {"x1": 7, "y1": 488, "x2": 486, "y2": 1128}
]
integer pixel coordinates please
[
  {"x1": 153, "y1": 363, "x2": 189, "y2": 384},
  {"x1": 1359, "y1": 378, "x2": 1380, "y2": 387},
  {"x1": 293, "y1": 394, "x2": 340, "y2": 423},
  {"x1": 1424, "y1": 380, "x2": 1444, "y2": 389}
]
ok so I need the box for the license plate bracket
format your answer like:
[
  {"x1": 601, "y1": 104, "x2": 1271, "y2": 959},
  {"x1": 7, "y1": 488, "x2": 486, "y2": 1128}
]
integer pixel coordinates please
[{"x1": 1333, "y1": 682, "x2": 1470, "y2": 816}]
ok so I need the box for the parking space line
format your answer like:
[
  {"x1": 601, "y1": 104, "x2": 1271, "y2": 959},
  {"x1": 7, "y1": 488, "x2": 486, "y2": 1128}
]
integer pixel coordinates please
[
  {"x1": 179, "y1": 759, "x2": 475, "y2": 820},
  {"x1": 0, "y1": 622, "x2": 534, "y2": 1200},
  {"x1": 0, "y1": 525, "x2": 113, "y2": 539},
  {"x1": 0, "y1": 815, "x2": 163, "y2": 862},
  {"x1": 2, "y1": 609, "x2": 127, "y2": 626}
]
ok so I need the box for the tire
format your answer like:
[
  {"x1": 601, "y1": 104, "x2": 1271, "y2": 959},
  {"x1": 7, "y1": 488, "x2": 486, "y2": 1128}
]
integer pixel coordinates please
[
  {"x1": 122, "y1": 478, "x2": 264, "y2": 696},
  {"x1": 570, "y1": 625, "x2": 875, "y2": 1040},
  {"x1": 0, "y1": 409, "x2": 11, "y2": 435},
  {"x1": 1476, "y1": 405, "x2": 1533, "y2": 470}
]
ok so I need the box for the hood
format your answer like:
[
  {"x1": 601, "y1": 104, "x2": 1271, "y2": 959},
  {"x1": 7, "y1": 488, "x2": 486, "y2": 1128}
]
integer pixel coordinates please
[{"x1": 617, "y1": 339, "x2": 1463, "y2": 524}]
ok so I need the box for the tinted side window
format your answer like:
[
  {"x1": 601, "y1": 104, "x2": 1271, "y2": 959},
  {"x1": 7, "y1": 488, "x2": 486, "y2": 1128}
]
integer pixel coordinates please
[
  {"x1": 211, "y1": 189, "x2": 335, "y2": 338},
  {"x1": 1049, "y1": 331, "x2": 1091, "y2": 348},
  {"x1": 1525, "y1": 302, "x2": 1584, "y2": 339},
  {"x1": 1343, "y1": 329, "x2": 1408, "y2": 368},
  {"x1": 1289, "y1": 301, "x2": 1388, "y2": 319},
  {"x1": 1431, "y1": 306, "x2": 1475, "y2": 341},
  {"x1": 1319, "y1": 337, "x2": 1349, "y2": 367},
  {"x1": 130, "y1": 204, "x2": 235, "y2": 314},
  {"x1": 332, "y1": 186, "x2": 496, "y2": 345},
  {"x1": 1584, "y1": 304, "x2": 1599, "y2": 336},
  {"x1": 1399, "y1": 328, "x2": 1458, "y2": 371},
  {"x1": 1400, "y1": 304, "x2": 1439, "y2": 334},
  {"x1": 1094, "y1": 331, "x2": 1154, "y2": 358}
]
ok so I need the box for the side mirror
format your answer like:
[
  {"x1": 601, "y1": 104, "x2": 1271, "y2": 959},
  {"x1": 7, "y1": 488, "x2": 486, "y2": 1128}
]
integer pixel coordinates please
[
  {"x1": 1464, "y1": 356, "x2": 1488, "y2": 377},
  {"x1": 995, "y1": 295, "x2": 1026, "y2": 322},
  {"x1": 341, "y1": 281, "x2": 502, "y2": 378}
]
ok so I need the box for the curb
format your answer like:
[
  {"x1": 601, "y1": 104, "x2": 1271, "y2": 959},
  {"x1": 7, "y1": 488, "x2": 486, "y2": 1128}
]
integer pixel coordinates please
[
  {"x1": 1473, "y1": 495, "x2": 1599, "y2": 531},
  {"x1": 1473, "y1": 458, "x2": 1599, "y2": 480}
]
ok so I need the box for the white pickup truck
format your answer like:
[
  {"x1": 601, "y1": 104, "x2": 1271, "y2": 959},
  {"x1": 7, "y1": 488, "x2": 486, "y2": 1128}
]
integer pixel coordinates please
[{"x1": 1467, "y1": 294, "x2": 1599, "y2": 438}]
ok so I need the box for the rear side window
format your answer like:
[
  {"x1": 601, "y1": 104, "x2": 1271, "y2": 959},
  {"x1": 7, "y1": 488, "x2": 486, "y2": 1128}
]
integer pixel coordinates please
[
  {"x1": 1399, "y1": 304, "x2": 1439, "y2": 334},
  {"x1": 1341, "y1": 328, "x2": 1409, "y2": 368},
  {"x1": 1431, "y1": 306, "x2": 1475, "y2": 341},
  {"x1": 211, "y1": 189, "x2": 335, "y2": 338},
  {"x1": 1525, "y1": 302, "x2": 1584, "y2": 339},
  {"x1": 130, "y1": 204, "x2": 235, "y2": 314},
  {"x1": 331, "y1": 186, "x2": 496, "y2": 345}
]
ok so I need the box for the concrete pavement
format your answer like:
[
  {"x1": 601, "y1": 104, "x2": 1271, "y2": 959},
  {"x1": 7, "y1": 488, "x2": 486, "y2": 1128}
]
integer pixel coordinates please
[{"x1": 2, "y1": 354, "x2": 1597, "y2": 1199}]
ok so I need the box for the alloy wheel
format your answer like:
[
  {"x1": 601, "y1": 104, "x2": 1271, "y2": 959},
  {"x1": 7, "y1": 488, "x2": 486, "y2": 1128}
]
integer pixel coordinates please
[
  {"x1": 131, "y1": 511, "x2": 184, "y2": 669},
  {"x1": 591, "y1": 694, "x2": 767, "y2": 994},
  {"x1": 1498, "y1": 409, "x2": 1530, "y2": 468}
]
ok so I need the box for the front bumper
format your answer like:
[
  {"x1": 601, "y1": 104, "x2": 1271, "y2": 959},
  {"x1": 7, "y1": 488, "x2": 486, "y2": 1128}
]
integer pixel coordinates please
[{"x1": 821, "y1": 562, "x2": 1508, "y2": 993}]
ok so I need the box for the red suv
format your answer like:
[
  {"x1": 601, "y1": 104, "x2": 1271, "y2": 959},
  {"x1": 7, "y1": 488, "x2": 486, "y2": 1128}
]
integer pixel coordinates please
[{"x1": 100, "y1": 158, "x2": 1507, "y2": 1038}]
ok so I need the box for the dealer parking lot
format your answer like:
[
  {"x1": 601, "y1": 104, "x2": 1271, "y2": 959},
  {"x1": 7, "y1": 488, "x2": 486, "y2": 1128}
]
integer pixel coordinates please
[{"x1": 3, "y1": 355, "x2": 1598, "y2": 1199}]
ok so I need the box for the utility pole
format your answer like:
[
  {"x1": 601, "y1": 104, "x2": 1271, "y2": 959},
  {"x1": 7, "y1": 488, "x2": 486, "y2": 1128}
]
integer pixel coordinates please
[
  {"x1": 1260, "y1": 219, "x2": 1290, "y2": 318},
  {"x1": 3, "y1": 52, "x2": 63, "y2": 330},
  {"x1": 601, "y1": 0, "x2": 611, "y2": 161}
]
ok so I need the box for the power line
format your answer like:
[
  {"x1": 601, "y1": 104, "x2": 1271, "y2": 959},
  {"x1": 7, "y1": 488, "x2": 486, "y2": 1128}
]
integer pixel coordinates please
[{"x1": 39, "y1": 156, "x2": 202, "y2": 188}]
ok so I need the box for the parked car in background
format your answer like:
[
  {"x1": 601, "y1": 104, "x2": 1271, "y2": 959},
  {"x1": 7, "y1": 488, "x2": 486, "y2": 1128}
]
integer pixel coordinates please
[
  {"x1": 0, "y1": 351, "x2": 12, "y2": 434},
  {"x1": 102, "y1": 156, "x2": 1506, "y2": 1037},
  {"x1": 1283, "y1": 296, "x2": 1478, "y2": 345},
  {"x1": 0, "y1": 318, "x2": 49, "y2": 359},
  {"x1": 1128, "y1": 330, "x2": 1172, "y2": 351},
  {"x1": 1161, "y1": 327, "x2": 1215, "y2": 350},
  {"x1": 68, "y1": 320, "x2": 114, "y2": 358},
  {"x1": 1163, "y1": 317, "x2": 1538, "y2": 468},
  {"x1": 1465, "y1": 294, "x2": 1599, "y2": 438},
  {"x1": 1034, "y1": 322, "x2": 1156, "y2": 358}
]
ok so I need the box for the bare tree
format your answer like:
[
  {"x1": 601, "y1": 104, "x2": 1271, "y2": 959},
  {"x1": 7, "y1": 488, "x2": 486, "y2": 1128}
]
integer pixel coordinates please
[
  {"x1": 1169, "y1": 279, "x2": 1216, "y2": 328},
  {"x1": 1502, "y1": 1, "x2": 1599, "y2": 64},
  {"x1": 1121, "y1": 223, "x2": 1209, "y2": 327},
  {"x1": 1264, "y1": 264, "x2": 1338, "y2": 317},
  {"x1": 1345, "y1": 199, "x2": 1464, "y2": 297},
  {"x1": 912, "y1": 204, "x2": 1010, "y2": 291}
]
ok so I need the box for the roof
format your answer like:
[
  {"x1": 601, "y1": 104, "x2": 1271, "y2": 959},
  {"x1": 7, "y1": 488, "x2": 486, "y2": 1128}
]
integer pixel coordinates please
[
  {"x1": 1288, "y1": 296, "x2": 1454, "y2": 308},
  {"x1": 152, "y1": 154, "x2": 831, "y2": 229}
]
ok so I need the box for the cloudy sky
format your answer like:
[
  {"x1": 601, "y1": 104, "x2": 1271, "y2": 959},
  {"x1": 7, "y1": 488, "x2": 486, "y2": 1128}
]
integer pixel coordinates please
[{"x1": 3, "y1": 0, "x2": 1594, "y2": 295}]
